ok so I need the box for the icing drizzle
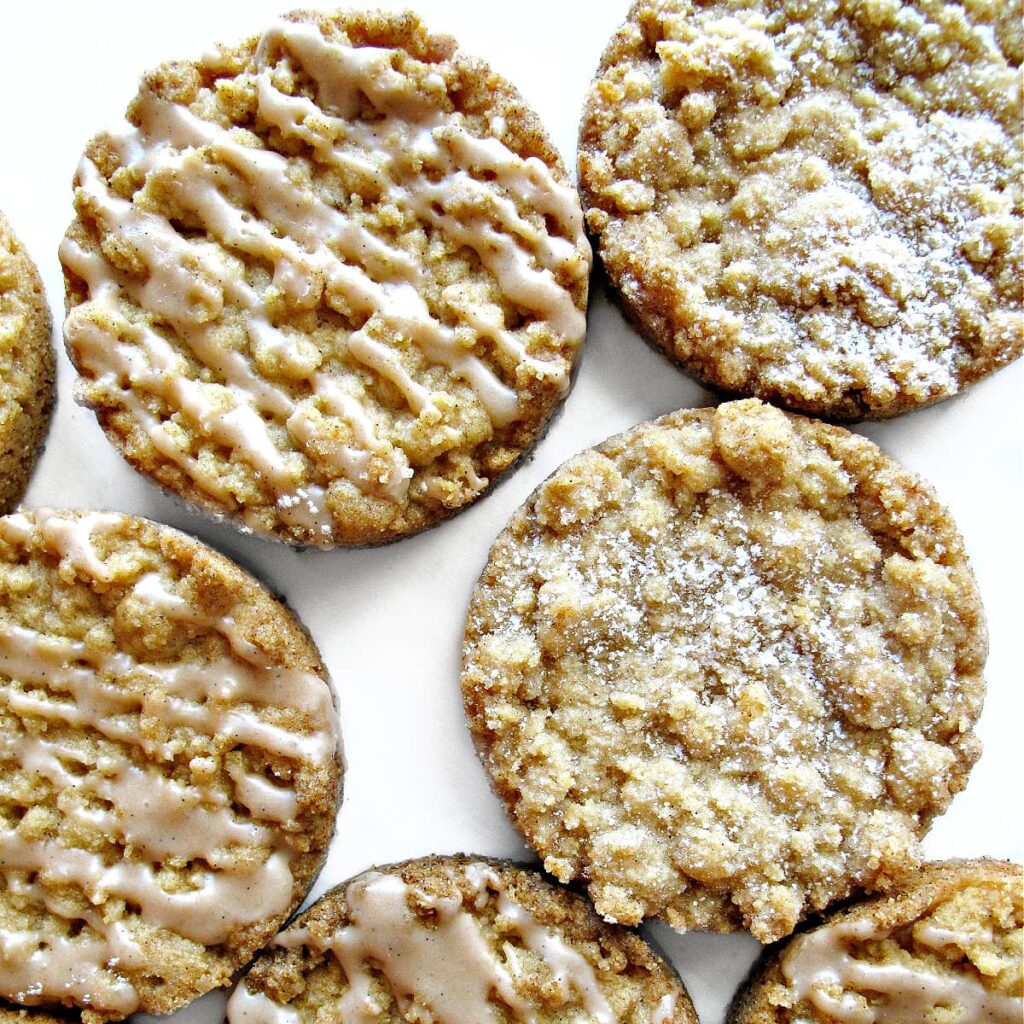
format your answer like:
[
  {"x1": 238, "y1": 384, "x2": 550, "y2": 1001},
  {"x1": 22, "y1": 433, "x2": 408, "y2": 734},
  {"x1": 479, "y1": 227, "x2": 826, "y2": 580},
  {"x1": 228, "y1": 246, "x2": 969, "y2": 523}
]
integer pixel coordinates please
[
  {"x1": 227, "y1": 862, "x2": 679, "y2": 1023},
  {"x1": 0, "y1": 511, "x2": 339, "y2": 1014},
  {"x1": 61, "y1": 17, "x2": 591, "y2": 543},
  {"x1": 781, "y1": 915, "x2": 1023, "y2": 1023}
]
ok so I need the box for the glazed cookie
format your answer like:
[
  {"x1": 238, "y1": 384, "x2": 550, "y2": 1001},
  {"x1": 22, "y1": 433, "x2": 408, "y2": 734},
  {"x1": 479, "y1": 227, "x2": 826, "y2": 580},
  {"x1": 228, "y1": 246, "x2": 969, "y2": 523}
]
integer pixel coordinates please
[
  {"x1": 227, "y1": 854, "x2": 694, "y2": 1023},
  {"x1": 463, "y1": 399, "x2": 987, "y2": 943},
  {"x1": 579, "y1": 0, "x2": 1023, "y2": 419},
  {"x1": 0, "y1": 510, "x2": 341, "y2": 1022},
  {"x1": 729, "y1": 859, "x2": 1023, "y2": 1023},
  {"x1": 0, "y1": 211, "x2": 54, "y2": 513},
  {"x1": 61, "y1": 9, "x2": 591, "y2": 547}
]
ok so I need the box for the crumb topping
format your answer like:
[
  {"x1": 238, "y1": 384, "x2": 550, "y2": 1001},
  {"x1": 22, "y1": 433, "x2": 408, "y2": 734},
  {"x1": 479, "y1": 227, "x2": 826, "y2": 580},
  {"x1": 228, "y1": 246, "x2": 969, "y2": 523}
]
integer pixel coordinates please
[
  {"x1": 579, "y1": 0, "x2": 1023, "y2": 418},
  {"x1": 773, "y1": 862, "x2": 1023, "y2": 1023},
  {"x1": 0, "y1": 511, "x2": 339, "y2": 1021},
  {"x1": 232, "y1": 856, "x2": 691, "y2": 1024},
  {"x1": 463, "y1": 401, "x2": 987, "y2": 941},
  {"x1": 0, "y1": 213, "x2": 52, "y2": 514},
  {"x1": 63, "y1": 10, "x2": 590, "y2": 546}
]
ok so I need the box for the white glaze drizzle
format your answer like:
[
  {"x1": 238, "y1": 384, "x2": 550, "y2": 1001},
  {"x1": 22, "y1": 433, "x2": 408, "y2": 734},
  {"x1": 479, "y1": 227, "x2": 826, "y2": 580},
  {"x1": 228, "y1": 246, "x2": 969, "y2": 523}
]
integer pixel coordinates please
[
  {"x1": 0, "y1": 925, "x2": 139, "y2": 1015},
  {"x1": 0, "y1": 513, "x2": 31, "y2": 544},
  {"x1": 915, "y1": 922, "x2": 995, "y2": 949},
  {"x1": 0, "y1": 832, "x2": 294, "y2": 946},
  {"x1": 464, "y1": 864, "x2": 614, "y2": 1023},
  {"x1": 226, "y1": 759, "x2": 299, "y2": 823},
  {"x1": 28, "y1": 509, "x2": 125, "y2": 581},
  {"x1": 0, "y1": 511, "x2": 339, "y2": 1012},
  {"x1": 226, "y1": 863, "x2": 646, "y2": 1024},
  {"x1": 62, "y1": 18, "x2": 590, "y2": 540},
  {"x1": 781, "y1": 916, "x2": 1023, "y2": 1024},
  {"x1": 653, "y1": 992, "x2": 679, "y2": 1023},
  {"x1": 228, "y1": 985, "x2": 302, "y2": 1024}
]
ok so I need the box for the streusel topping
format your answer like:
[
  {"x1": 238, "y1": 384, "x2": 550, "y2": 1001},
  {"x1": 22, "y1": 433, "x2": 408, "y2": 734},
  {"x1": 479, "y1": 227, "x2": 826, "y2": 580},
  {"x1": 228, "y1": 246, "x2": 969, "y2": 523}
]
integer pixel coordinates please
[
  {"x1": 64, "y1": 10, "x2": 590, "y2": 545},
  {"x1": 463, "y1": 401, "x2": 986, "y2": 941},
  {"x1": 580, "y1": 0, "x2": 1022, "y2": 418}
]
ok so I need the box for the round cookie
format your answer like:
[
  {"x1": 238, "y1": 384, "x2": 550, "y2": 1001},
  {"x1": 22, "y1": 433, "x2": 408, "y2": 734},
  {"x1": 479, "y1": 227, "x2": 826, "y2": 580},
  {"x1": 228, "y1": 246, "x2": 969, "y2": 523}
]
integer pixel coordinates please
[
  {"x1": 0, "y1": 509, "x2": 341, "y2": 1022},
  {"x1": 227, "y1": 854, "x2": 695, "y2": 1023},
  {"x1": 0, "y1": 211, "x2": 54, "y2": 513},
  {"x1": 61, "y1": 9, "x2": 591, "y2": 548},
  {"x1": 579, "y1": 0, "x2": 1023, "y2": 419},
  {"x1": 729, "y1": 859, "x2": 1023, "y2": 1024},
  {"x1": 462, "y1": 399, "x2": 987, "y2": 943}
]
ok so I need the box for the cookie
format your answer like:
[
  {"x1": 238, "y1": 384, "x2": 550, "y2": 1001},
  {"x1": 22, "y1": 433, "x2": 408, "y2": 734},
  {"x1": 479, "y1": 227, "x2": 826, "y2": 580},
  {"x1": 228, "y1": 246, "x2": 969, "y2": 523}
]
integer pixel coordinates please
[
  {"x1": 61, "y1": 9, "x2": 591, "y2": 548},
  {"x1": 462, "y1": 399, "x2": 987, "y2": 943},
  {"x1": 579, "y1": 0, "x2": 1023, "y2": 419},
  {"x1": 729, "y1": 859, "x2": 1023, "y2": 1024},
  {"x1": 0, "y1": 211, "x2": 54, "y2": 513},
  {"x1": 227, "y1": 854, "x2": 695, "y2": 1023},
  {"x1": 0, "y1": 509, "x2": 341, "y2": 1022}
]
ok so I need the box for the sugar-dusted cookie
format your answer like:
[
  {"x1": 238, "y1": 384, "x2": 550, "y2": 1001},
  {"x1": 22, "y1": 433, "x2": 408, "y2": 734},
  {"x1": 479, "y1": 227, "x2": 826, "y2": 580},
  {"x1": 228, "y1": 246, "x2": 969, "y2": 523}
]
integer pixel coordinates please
[
  {"x1": 227, "y1": 854, "x2": 695, "y2": 1023},
  {"x1": 0, "y1": 510, "x2": 341, "y2": 1021},
  {"x1": 61, "y1": 9, "x2": 591, "y2": 547},
  {"x1": 0, "y1": 211, "x2": 53, "y2": 513},
  {"x1": 463, "y1": 399, "x2": 987, "y2": 942},
  {"x1": 579, "y1": 0, "x2": 1023, "y2": 419},
  {"x1": 729, "y1": 859, "x2": 1023, "y2": 1024}
]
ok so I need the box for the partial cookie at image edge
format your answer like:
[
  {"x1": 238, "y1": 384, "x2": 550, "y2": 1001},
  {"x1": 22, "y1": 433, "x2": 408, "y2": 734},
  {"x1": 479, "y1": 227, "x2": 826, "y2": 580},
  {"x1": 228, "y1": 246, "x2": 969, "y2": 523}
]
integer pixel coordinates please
[
  {"x1": 578, "y1": 0, "x2": 1023, "y2": 420},
  {"x1": 228, "y1": 853, "x2": 697, "y2": 1024},
  {"x1": 0, "y1": 210, "x2": 54, "y2": 514},
  {"x1": 0, "y1": 508, "x2": 342, "y2": 1022},
  {"x1": 727, "y1": 858, "x2": 1024, "y2": 1024}
]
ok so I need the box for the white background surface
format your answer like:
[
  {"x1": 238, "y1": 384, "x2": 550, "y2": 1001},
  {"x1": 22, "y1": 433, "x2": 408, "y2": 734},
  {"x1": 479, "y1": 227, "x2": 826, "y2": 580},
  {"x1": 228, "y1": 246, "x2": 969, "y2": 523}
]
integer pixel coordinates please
[{"x1": 1, "y1": 2, "x2": 1021, "y2": 1021}]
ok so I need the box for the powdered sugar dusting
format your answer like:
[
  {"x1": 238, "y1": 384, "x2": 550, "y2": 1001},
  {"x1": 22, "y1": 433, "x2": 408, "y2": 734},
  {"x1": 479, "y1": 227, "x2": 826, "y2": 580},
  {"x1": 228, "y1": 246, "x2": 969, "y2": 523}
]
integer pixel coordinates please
[
  {"x1": 580, "y1": 0, "x2": 1022, "y2": 417},
  {"x1": 463, "y1": 402, "x2": 987, "y2": 941}
]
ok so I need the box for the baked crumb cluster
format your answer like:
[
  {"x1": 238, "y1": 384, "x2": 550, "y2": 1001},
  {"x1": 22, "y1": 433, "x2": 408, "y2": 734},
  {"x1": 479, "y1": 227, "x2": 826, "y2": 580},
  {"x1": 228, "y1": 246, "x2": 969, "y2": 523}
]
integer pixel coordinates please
[
  {"x1": 0, "y1": 213, "x2": 52, "y2": 514},
  {"x1": 580, "y1": 0, "x2": 1023, "y2": 418},
  {"x1": 0, "y1": 1009, "x2": 63, "y2": 1024},
  {"x1": 0, "y1": 511, "x2": 339, "y2": 1020},
  {"x1": 737, "y1": 860, "x2": 1023, "y2": 1023},
  {"x1": 231, "y1": 855, "x2": 692, "y2": 1024},
  {"x1": 463, "y1": 400, "x2": 987, "y2": 942},
  {"x1": 63, "y1": 10, "x2": 590, "y2": 546}
]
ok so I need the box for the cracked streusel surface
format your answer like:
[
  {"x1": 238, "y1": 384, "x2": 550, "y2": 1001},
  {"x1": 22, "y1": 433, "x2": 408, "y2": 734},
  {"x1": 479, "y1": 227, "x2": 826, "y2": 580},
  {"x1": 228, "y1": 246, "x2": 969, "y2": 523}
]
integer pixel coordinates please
[
  {"x1": 463, "y1": 400, "x2": 987, "y2": 942},
  {"x1": 579, "y1": 0, "x2": 1022, "y2": 419},
  {"x1": 62, "y1": 9, "x2": 591, "y2": 547}
]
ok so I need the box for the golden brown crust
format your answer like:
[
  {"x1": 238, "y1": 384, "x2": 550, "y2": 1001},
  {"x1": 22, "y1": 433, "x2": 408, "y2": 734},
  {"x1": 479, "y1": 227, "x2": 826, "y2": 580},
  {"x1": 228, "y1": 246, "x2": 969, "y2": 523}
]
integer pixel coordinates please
[
  {"x1": 234, "y1": 854, "x2": 697, "y2": 1023},
  {"x1": 579, "y1": 0, "x2": 1023, "y2": 420},
  {"x1": 62, "y1": 9, "x2": 590, "y2": 547},
  {"x1": 0, "y1": 211, "x2": 54, "y2": 513},
  {"x1": 462, "y1": 400, "x2": 987, "y2": 942},
  {"x1": 728, "y1": 859, "x2": 1024, "y2": 1024},
  {"x1": 0, "y1": 509, "x2": 341, "y2": 1022}
]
